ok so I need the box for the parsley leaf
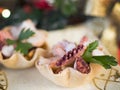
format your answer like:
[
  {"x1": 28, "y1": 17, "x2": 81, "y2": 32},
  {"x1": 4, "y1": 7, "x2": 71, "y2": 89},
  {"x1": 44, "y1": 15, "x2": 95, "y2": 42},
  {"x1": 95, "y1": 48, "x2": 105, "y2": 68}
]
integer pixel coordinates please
[
  {"x1": 19, "y1": 28, "x2": 35, "y2": 40},
  {"x1": 6, "y1": 39, "x2": 16, "y2": 45},
  {"x1": 82, "y1": 40, "x2": 98, "y2": 62},
  {"x1": 6, "y1": 28, "x2": 35, "y2": 55},
  {"x1": 92, "y1": 55, "x2": 117, "y2": 69},
  {"x1": 15, "y1": 42, "x2": 33, "y2": 55},
  {"x1": 87, "y1": 40, "x2": 98, "y2": 52},
  {"x1": 82, "y1": 40, "x2": 118, "y2": 69}
]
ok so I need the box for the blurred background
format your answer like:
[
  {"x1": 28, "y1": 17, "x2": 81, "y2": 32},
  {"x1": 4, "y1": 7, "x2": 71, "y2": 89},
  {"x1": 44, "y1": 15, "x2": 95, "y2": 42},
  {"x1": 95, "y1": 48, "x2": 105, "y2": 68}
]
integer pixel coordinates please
[
  {"x1": 0, "y1": 0, "x2": 120, "y2": 62},
  {"x1": 0, "y1": 0, "x2": 92, "y2": 30}
]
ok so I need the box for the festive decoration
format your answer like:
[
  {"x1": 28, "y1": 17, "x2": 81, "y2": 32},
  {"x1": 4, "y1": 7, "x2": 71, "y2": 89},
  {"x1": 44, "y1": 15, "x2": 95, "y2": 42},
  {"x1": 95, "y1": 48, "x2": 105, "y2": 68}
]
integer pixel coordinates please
[
  {"x1": 0, "y1": 0, "x2": 78, "y2": 30},
  {"x1": 33, "y1": 0, "x2": 53, "y2": 11}
]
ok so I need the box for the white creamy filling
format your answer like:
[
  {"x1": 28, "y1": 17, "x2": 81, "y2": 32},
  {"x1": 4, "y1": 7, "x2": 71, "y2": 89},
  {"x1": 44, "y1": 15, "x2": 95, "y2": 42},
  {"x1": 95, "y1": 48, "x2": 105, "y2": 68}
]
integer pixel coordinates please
[
  {"x1": 1, "y1": 45, "x2": 14, "y2": 57},
  {"x1": 27, "y1": 32, "x2": 45, "y2": 47},
  {"x1": 65, "y1": 43, "x2": 76, "y2": 53},
  {"x1": 10, "y1": 19, "x2": 37, "y2": 39},
  {"x1": 92, "y1": 49, "x2": 104, "y2": 56},
  {"x1": 60, "y1": 40, "x2": 76, "y2": 53},
  {"x1": 19, "y1": 19, "x2": 36, "y2": 32}
]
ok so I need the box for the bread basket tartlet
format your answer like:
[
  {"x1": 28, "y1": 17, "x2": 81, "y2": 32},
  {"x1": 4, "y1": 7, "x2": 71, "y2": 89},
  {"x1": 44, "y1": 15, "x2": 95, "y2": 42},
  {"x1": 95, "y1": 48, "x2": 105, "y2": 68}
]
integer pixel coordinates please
[{"x1": 0, "y1": 19, "x2": 48, "y2": 69}]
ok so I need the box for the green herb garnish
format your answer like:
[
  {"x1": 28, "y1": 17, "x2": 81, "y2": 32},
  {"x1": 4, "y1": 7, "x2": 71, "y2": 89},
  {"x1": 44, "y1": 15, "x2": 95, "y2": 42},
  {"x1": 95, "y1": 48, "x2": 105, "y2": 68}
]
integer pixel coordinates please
[
  {"x1": 6, "y1": 28, "x2": 35, "y2": 55},
  {"x1": 82, "y1": 40, "x2": 117, "y2": 69}
]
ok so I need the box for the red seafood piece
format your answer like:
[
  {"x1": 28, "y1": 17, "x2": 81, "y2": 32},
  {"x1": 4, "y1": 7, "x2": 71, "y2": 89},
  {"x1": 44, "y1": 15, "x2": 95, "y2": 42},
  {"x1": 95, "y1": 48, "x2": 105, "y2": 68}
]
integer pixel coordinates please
[
  {"x1": 56, "y1": 44, "x2": 84, "y2": 67},
  {"x1": 52, "y1": 40, "x2": 76, "y2": 58},
  {"x1": 74, "y1": 57, "x2": 90, "y2": 74},
  {"x1": 0, "y1": 31, "x2": 13, "y2": 50},
  {"x1": 79, "y1": 36, "x2": 88, "y2": 45},
  {"x1": 0, "y1": 31, "x2": 13, "y2": 42}
]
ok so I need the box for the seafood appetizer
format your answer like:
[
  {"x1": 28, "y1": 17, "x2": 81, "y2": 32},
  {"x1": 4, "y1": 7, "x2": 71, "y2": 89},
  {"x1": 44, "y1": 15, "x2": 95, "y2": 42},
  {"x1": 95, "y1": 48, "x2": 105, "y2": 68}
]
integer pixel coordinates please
[
  {"x1": 0, "y1": 20, "x2": 47, "y2": 69},
  {"x1": 36, "y1": 36, "x2": 117, "y2": 87}
]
